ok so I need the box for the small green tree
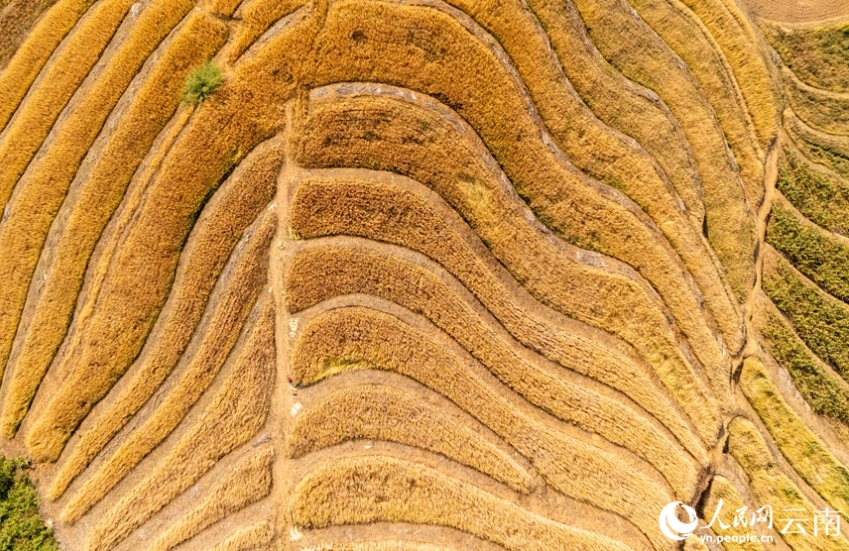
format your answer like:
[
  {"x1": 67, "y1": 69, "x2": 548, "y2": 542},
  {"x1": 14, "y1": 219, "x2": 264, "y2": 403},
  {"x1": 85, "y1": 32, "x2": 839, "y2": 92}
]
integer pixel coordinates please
[{"x1": 182, "y1": 61, "x2": 224, "y2": 104}]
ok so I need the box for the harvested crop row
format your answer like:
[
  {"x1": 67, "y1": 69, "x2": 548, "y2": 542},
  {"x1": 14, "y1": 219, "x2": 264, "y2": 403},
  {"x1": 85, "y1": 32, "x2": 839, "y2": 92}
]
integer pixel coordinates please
[
  {"x1": 700, "y1": 476, "x2": 766, "y2": 551},
  {"x1": 0, "y1": 0, "x2": 91, "y2": 130},
  {"x1": 786, "y1": 109, "x2": 849, "y2": 176},
  {"x1": 287, "y1": 240, "x2": 703, "y2": 498},
  {"x1": 0, "y1": 0, "x2": 136, "y2": 213},
  {"x1": 783, "y1": 67, "x2": 849, "y2": 136},
  {"x1": 292, "y1": 306, "x2": 676, "y2": 549},
  {"x1": 144, "y1": 447, "x2": 274, "y2": 551},
  {"x1": 0, "y1": 0, "x2": 194, "y2": 390},
  {"x1": 763, "y1": 249, "x2": 849, "y2": 384},
  {"x1": 0, "y1": 9, "x2": 228, "y2": 441},
  {"x1": 290, "y1": 172, "x2": 707, "y2": 462},
  {"x1": 740, "y1": 357, "x2": 849, "y2": 518},
  {"x1": 0, "y1": 0, "x2": 60, "y2": 70},
  {"x1": 669, "y1": 0, "x2": 778, "y2": 146},
  {"x1": 776, "y1": 148, "x2": 849, "y2": 238},
  {"x1": 86, "y1": 292, "x2": 275, "y2": 551},
  {"x1": 765, "y1": 195, "x2": 849, "y2": 305},
  {"x1": 756, "y1": 295, "x2": 849, "y2": 428},
  {"x1": 290, "y1": 383, "x2": 536, "y2": 493},
  {"x1": 60, "y1": 212, "x2": 275, "y2": 521},
  {"x1": 292, "y1": 454, "x2": 635, "y2": 551},
  {"x1": 524, "y1": 0, "x2": 705, "y2": 225},
  {"x1": 625, "y1": 0, "x2": 765, "y2": 207},
  {"x1": 762, "y1": 20, "x2": 849, "y2": 93},
  {"x1": 570, "y1": 0, "x2": 757, "y2": 301},
  {"x1": 438, "y1": 0, "x2": 740, "y2": 367},
  {"x1": 47, "y1": 135, "x2": 282, "y2": 499},
  {"x1": 295, "y1": 90, "x2": 723, "y2": 446},
  {"x1": 23, "y1": 0, "x2": 321, "y2": 462},
  {"x1": 303, "y1": 1, "x2": 745, "y2": 371},
  {"x1": 209, "y1": 521, "x2": 274, "y2": 551},
  {"x1": 727, "y1": 417, "x2": 849, "y2": 551},
  {"x1": 220, "y1": 0, "x2": 306, "y2": 63}
]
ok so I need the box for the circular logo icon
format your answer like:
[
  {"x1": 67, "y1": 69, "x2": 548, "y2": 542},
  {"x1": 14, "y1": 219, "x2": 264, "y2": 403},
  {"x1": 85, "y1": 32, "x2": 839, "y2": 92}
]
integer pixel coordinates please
[{"x1": 659, "y1": 501, "x2": 699, "y2": 540}]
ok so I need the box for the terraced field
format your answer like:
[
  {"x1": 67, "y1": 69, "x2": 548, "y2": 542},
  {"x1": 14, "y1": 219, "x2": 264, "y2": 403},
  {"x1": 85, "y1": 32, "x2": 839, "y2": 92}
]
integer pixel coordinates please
[{"x1": 1, "y1": 0, "x2": 849, "y2": 549}]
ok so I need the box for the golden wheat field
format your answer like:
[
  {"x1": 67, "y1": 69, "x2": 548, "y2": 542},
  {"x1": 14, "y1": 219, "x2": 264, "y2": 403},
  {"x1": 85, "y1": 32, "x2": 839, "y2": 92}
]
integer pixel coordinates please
[{"x1": 3, "y1": 0, "x2": 849, "y2": 548}]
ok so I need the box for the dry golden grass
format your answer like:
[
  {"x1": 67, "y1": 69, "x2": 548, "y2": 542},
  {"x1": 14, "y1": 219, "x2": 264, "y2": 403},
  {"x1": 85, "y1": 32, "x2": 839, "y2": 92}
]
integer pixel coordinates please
[
  {"x1": 765, "y1": 195, "x2": 849, "y2": 304},
  {"x1": 727, "y1": 417, "x2": 849, "y2": 551},
  {"x1": 291, "y1": 306, "x2": 676, "y2": 548},
  {"x1": 300, "y1": 543, "x2": 453, "y2": 551},
  {"x1": 762, "y1": 20, "x2": 849, "y2": 93},
  {"x1": 440, "y1": 0, "x2": 740, "y2": 366},
  {"x1": 0, "y1": 9, "x2": 228, "y2": 441},
  {"x1": 756, "y1": 294, "x2": 849, "y2": 427},
  {"x1": 740, "y1": 356, "x2": 849, "y2": 518},
  {"x1": 669, "y1": 0, "x2": 779, "y2": 147},
  {"x1": 0, "y1": 0, "x2": 92, "y2": 131},
  {"x1": 0, "y1": 0, "x2": 60, "y2": 70},
  {"x1": 85, "y1": 293, "x2": 275, "y2": 551},
  {"x1": 0, "y1": 0, "x2": 194, "y2": 400},
  {"x1": 144, "y1": 448, "x2": 274, "y2": 551},
  {"x1": 296, "y1": 92, "x2": 722, "y2": 446},
  {"x1": 46, "y1": 138, "x2": 281, "y2": 499},
  {"x1": 782, "y1": 67, "x2": 849, "y2": 136},
  {"x1": 220, "y1": 0, "x2": 306, "y2": 63},
  {"x1": 287, "y1": 242, "x2": 703, "y2": 497},
  {"x1": 0, "y1": 0, "x2": 136, "y2": 213},
  {"x1": 775, "y1": 147, "x2": 849, "y2": 238},
  {"x1": 700, "y1": 475, "x2": 766, "y2": 551},
  {"x1": 569, "y1": 0, "x2": 758, "y2": 301},
  {"x1": 60, "y1": 215, "x2": 275, "y2": 521},
  {"x1": 289, "y1": 383, "x2": 535, "y2": 493},
  {"x1": 524, "y1": 0, "x2": 705, "y2": 225},
  {"x1": 290, "y1": 173, "x2": 708, "y2": 463},
  {"x1": 763, "y1": 249, "x2": 849, "y2": 383},
  {"x1": 209, "y1": 521, "x2": 274, "y2": 551},
  {"x1": 303, "y1": 1, "x2": 745, "y2": 370},
  {"x1": 625, "y1": 0, "x2": 765, "y2": 207},
  {"x1": 292, "y1": 455, "x2": 635, "y2": 551}
]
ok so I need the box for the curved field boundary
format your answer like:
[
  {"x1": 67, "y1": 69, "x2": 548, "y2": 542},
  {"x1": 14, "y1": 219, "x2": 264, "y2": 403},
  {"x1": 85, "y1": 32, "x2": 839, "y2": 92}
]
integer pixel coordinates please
[
  {"x1": 292, "y1": 454, "x2": 636, "y2": 551},
  {"x1": 700, "y1": 475, "x2": 767, "y2": 551},
  {"x1": 289, "y1": 382, "x2": 535, "y2": 493},
  {"x1": 0, "y1": 0, "x2": 194, "y2": 401},
  {"x1": 0, "y1": 0, "x2": 60, "y2": 70},
  {"x1": 727, "y1": 417, "x2": 849, "y2": 551},
  {"x1": 526, "y1": 0, "x2": 706, "y2": 226},
  {"x1": 285, "y1": 239, "x2": 705, "y2": 497},
  {"x1": 740, "y1": 357, "x2": 849, "y2": 518},
  {"x1": 764, "y1": 249, "x2": 849, "y2": 384},
  {"x1": 143, "y1": 448, "x2": 274, "y2": 551},
  {"x1": 776, "y1": 146, "x2": 849, "y2": 238},
  {"x1": 208, "y1": 521, "x2": 275, "y2": 551},
  {"x1": 290, "y1": 304, "x2": 678, "y2": 547},
  {"x1": 0, "y1": 0, "x2": 135, "y2": 212},
  {"x1": 46, "y1": 137, "x2": 282, "y2": 500},
  {"x1": 289, "y1": 170, "x2": 708, "y2": 462},
  {"x1": 0, "y1": 0, "x2": 93, "y2": 130},
  {"x1": 0, "y1": 8, "x2": 228, "y2": 440},
  {"x1": 60, "y1": 212, "x2": 275, "y2": 522},
  {"x1": 220, "y1": 0, "x2": 306, "y2": 63},
  {"x1": 762, "y1": 19, "x2": 849, "y2": 93},
  {"x1": 783, "y1": 66, "x2": 849, "y2": 136},
  {"x1": 786, "y1": 108, "x2": 849, "y2": 176},
  {"x1": 85, "y1": 293, "x2": 275, "y2": 551},
  {"x1": 766, "y1": 194, "x2": 849, "y2": 305},
  {"x1": 570, "y1": 0, "x2": 758, "y2": 302}
]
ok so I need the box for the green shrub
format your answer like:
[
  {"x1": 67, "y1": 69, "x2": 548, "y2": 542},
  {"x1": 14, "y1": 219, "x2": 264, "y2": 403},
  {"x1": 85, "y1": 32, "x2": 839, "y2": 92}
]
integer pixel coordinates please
[
  {"x1": 0, "y1": 456, "x2": 59, "y2": 551},
  {"x1": 776, "y1": 150, "x2": 849, "y2": 237},
  {"x1": 181, "y1": 61, "x2": 224, "y2": 104}
]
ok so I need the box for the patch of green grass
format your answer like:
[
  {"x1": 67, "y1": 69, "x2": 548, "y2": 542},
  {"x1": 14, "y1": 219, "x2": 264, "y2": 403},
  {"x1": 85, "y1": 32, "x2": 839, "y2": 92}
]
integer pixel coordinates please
[
  {"x1": 760, "y1": 307, "x2": 849, "y2": 426},
  {"x1": 764, "y1": 253, "x2": 849, "y2": 383},
  {"x1": 765, "y1": 200, "x2": 849, "y2": 304},
  {"x1": 181, "y1": 61, "x2": 224, "y2": 104},
  {"x1": 777, "y1": 150, "x2": 849, "y2": 237},
  {"x1": 0, "y1": 456, "x2": 59, "y2": 551}
]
